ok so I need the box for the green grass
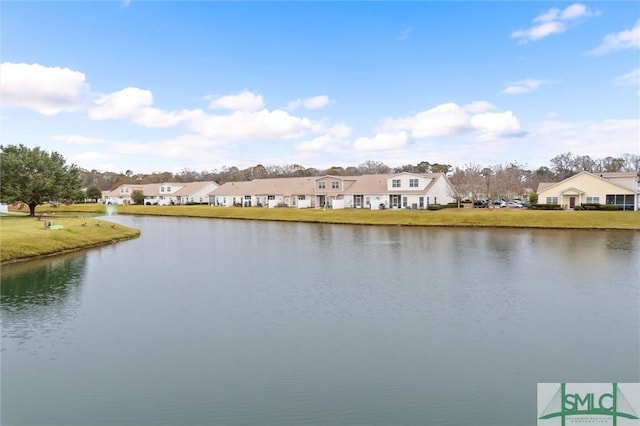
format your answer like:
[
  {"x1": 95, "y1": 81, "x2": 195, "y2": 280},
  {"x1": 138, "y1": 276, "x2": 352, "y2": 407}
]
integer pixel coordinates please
[
  {"x1": 39, "y1": 203, "x2": 640, "y2": 230},
  {"x1": 0, "y1": 215, "x2": 140, "y2": 264}
]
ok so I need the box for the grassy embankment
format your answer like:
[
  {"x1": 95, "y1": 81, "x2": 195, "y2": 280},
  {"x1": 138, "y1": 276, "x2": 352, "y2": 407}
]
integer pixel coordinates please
[
  {"x1": 38, "y1": 203, "x2": 640, "y2": 230},
  {"x1": 0, "y1": 213, "x2": 140, "y2": 264}
]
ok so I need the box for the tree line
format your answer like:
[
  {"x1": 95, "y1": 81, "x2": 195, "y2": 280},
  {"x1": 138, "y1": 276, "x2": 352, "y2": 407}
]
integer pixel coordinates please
[
  {"x1": 2, "y1": 143, "x2": 638, "y2": 216},
  {"x1": 80, "y1": 152, "x2": 639, "y2": 197}
]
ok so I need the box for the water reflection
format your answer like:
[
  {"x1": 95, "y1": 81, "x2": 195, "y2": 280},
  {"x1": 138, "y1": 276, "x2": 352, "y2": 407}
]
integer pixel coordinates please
[
  {"x1": 1, "y1": 253, "x2": 87, "y2": 346},
  {"x1": 1, "y1": 218, "x2": 638, "y2": 426}
]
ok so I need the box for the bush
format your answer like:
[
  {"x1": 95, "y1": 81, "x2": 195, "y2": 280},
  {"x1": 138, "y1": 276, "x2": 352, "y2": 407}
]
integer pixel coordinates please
[
  {"x1": 577, "y1": 203, "x2": 629, "y2": 211},
  {"x1": 426, "y1": 203, "x2": 462, "y2": 211},
  {"x1": 530, "y1": 204, "x2": 563, "y2": 210},
  {"x1": 573, "y1": 205, "x2": 584, "y2": 211},
  {"x1": 581, "y1": 203, "x2": 601, "y2": 209}
]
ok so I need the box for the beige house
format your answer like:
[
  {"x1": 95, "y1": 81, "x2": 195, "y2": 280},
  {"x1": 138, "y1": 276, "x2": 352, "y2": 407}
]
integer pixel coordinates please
[
  {"x1": 537, "y1": 171, "x2": 639, "y2": 210},
  {"x1": 209, "y1": 173, "x2": 458, "y2": 209}
]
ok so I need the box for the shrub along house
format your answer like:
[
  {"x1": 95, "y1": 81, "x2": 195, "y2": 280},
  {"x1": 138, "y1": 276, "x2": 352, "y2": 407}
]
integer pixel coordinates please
[
  {"x1": 536, "y1": 171, "x2": 639, "y2": 211},
  {"x1": 208, "y1": 173, "x2": 458, "y2": 209}
]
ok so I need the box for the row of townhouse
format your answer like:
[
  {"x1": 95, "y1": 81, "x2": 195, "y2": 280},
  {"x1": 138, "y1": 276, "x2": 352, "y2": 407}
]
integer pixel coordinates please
[
  {"x1": 208, "y1": 172, "x2": 458, "y2": 209},
  {"x1": 104, "y1": 181, "x2": 219, "y2": 205},
  {"x1": 537, "y1": 171, "x2": 639, "y2": 211},
  {"x1": 101, "y1": 170, "x2": 639, "y2": 211}
]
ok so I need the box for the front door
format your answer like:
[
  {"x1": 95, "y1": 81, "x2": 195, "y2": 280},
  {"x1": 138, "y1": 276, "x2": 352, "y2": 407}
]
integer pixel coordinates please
[{"x1": 569, "y1": 197, "x2": 576, "y2": 208}]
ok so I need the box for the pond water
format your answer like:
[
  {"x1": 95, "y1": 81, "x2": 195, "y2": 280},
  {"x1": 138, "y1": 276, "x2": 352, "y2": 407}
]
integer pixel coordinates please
[{"x1": 2, "y1": 216, "x2": 639, "y2": 425}]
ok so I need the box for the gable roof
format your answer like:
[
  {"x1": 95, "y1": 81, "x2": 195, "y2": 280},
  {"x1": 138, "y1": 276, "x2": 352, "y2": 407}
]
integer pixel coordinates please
[
  {"x1": 104, "y1": 182, "x2": 186, "y2": 197},
  {"x1": 209, "y1": 173, "x2": 455, "y2": 197},
  {"x1": 211, "y1": 177, "x2": 317, "y2": 197},
  {"x1": 537, "y1": 171, "x2": 638, "y2": 194},
  {"x1": 173, "y1": 181, "x2": 218, "y2": 196}
]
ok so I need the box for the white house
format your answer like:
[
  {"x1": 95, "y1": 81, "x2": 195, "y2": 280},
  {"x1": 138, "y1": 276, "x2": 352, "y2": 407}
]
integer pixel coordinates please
[
  {"x1": 208, "y1": 173, "x2": 458, "y2": 209},
  {"x1": 174, "y1": 181, "x2": 220, "y2": 205},
  {"x1": 104, "y1": 181, "x2": 218, "y2": 206}
]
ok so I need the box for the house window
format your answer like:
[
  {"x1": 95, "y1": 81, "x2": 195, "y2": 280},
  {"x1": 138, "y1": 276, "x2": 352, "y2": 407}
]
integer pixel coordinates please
[
  {"x1": 402, "y1": 197, "x2": 408, "y2": 207},
  {"x1": 392, "y1": 179, "x2": 401, "y2": 188},
  {"x1": 546, "y1": 197, "x2": 558, "y2": 204},
  {"x1": 409, "y1": 179, "x2": 419, "y2": 188},
  {"x1": 419, "y1": 197, "x2": 424, "y2": 208},
  {"x1": 331, "y1": 181, "x2": 339, "y2": 189},
  {"x1": 268, "y1": 195, "x2": 275, "y2": 200},
  {"x1": 606, "y1": 194, "x2": 634, "y2": 208},
  {"x1": 586, "y1": 196, "x2": 599, "y2": 204},
  {"x1": 160, "y1": 187, "x2": 165, "y2": 193},
  {"x1": 298, "y1": 195, "x2": 305, "y2": 200},
  {"x1": 318, "y1": 181, "x2": 325, "y2": 189},
  {"x1": 166, "y1": 187, "x2": 171, "y2": 192},
  {"x1": 365, "y1": 197, "x2": 370, "y2": 205}
]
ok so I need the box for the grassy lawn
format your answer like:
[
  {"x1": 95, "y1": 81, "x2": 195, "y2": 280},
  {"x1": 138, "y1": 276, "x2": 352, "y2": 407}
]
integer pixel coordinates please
[
  {"x1": 37, "y1": 203, "x2": 640, "y2": 230},
  {"x1": 0, "y1": 215, "x2": 140, "y2": 264}
]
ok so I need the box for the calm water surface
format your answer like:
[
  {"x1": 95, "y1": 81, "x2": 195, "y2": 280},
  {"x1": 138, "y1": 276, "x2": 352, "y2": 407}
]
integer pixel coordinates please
[{"x1": 2, "y1": 216, "x2": 639, "y2": 425}]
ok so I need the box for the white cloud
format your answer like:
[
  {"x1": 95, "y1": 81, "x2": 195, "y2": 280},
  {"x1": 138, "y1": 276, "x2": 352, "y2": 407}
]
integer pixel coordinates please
[
  {"x1": 379, "y1": 102, "x2": 523, "y2": 141},
  {"x1": 380, "y1": 103, "x2": 471, "y2": 137},
  {"x1": 501, "y1": 79, "x2": 542, "y2": 95},
  {"x1": 353, "y1": 131, "x2": 409, "y2": 151},
  {"x1": 208, "y1": 90, "x2": 264, "y2": 111},
  {"x1": 190, "y1": 109, "x2": 318, "y2": 140},
  {"x1": 296, "y1": 135, "x2": 345, "y2": 153},
  {"x1": 329, "y1": 123, "x2": 352, "y2": 138},
  {"x1": 133, "y1": 107, "x2": 203, "y2": 128},
  {"x1": 614, "y1": 68, "x2": 640, "y2": 94},
  {"x1": 288, "y1": 95, "x2": 331, "y2": 110},
  {"x1": 513, "y1": 21, "x2": 567, "y2": 42},
  {"x1": 561, "y1": 3, "x2": 589, "y2": 20},
  {"x1": 463, "y1": 101, "x2": 497, "y2": 114},
  {"x1": 512, "y1": 3, "x2": 599, "y2": 43},
  {"x1": 589, "y1": 21, "x2": 640, "y2": 55},
  {"x1": 295, "y1": 124, "x2": 352, "y2": 152},
  {"x1": 89, "y1": 87, "x2": 201, "y2": 127},
  {"x1": 531, "y1": 119, "x2": 639, "y2": 159},
  {"x1": 89, "y1": 87, "x2": 153, "y2": 120},
  {"x1": 470, "y1": 111, "x2": 522, "y2": 141},
  {"x1": 0, "y1": 62, "x2": 89, "y2": 115}
]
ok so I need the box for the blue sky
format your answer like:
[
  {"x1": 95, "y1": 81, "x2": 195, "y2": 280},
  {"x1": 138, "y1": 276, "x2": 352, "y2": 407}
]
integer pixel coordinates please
[{"x1": 1, "y1": 1, "x2": 638, "y2": 174}]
